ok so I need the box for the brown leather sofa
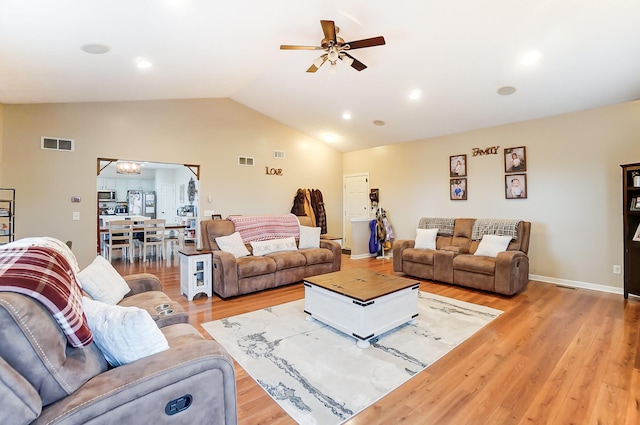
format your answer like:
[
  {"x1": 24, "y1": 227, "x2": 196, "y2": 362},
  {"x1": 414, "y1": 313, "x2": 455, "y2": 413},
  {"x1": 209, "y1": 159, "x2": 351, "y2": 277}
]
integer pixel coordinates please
[
  {"x1": 200, "y1": 216, "x2": 341, "y2": 298},
  {"x1": 0, "y1": 250, "x2": 237, "y2": 425},
  {"x1": 393, "y1": 218, "x2": 531, "y2": 295}
]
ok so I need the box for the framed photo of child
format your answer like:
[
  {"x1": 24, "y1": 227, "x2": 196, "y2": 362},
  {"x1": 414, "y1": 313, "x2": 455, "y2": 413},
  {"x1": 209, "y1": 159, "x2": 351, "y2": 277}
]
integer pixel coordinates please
[
  {"x1": 449, "y1": 154, "x2": 467, "y2": 177},
  {"x1": 504, "y1": 146, "x2": 526, "y2": 173},
  {"x1": 505, "y1": 174, "x2": 527, "y2": 199},
  {"x1": 630, "y1": 197, "x2": 640, "y2": 211},
  {"x1": 450, "y1": 178, "x2": 467, "y2": 200},
  {"x1": 633, "y1": 223, "x2": 640, "y2": 242}
]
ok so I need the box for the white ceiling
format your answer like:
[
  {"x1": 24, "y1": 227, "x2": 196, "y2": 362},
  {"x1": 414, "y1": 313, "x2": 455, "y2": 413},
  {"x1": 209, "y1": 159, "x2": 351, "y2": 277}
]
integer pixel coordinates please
[{"x1": 1, "y1": 0, "x2": 639, "y2": 152}]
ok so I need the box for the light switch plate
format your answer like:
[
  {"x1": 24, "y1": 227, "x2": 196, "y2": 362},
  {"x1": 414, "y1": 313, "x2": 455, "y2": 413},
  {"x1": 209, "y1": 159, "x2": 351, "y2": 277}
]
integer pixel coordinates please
[{"x1": 72, "y1": 212, "x2": 80, "y2": 221}]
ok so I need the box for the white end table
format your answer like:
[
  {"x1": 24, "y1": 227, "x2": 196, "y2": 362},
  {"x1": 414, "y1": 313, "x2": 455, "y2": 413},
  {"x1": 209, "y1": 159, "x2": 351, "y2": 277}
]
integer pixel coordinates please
[{"x1": 179, "y1": 248, "x2": 212, "y2": 301}]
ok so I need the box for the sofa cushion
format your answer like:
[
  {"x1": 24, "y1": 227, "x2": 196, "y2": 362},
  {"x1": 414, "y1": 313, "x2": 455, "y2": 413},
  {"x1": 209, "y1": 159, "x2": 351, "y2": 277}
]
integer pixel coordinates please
[
  {"x1": 474, "y1": 235, "x2": 512, "y2": 258},
  {"x1": 250, "y1": 237, "x2": 297, "y2": 256},
  {"x1": 415, "y1": 228, "x2": 438, "y2": 249},
  {"x1": 215, "y1": 232, "x2": 251, "y2": 258},
  {"x1": 78, "y1": 255, "x2": 131, "y2": 304},
  {"x1": 454, "y1": 254, "x2": 496, "y2": 275},
  {"x1": 403, "y1": 248, "x2": 435, "y2": 265},
  {"x1": 268, "y1": 250, "x2": 307, "y2": 270},
  {"x1": 299, "y1": 247, "x2": 333, "y2": 266},
  {"x1": 299, "y1": 225, "x2": 321, "y2": 249},
  {"x1": 237, "y1": 256, "x2": 277, "y2": 278},
  {"x1": 82, "y1": 297, "x2": 169, "y2": 367}
]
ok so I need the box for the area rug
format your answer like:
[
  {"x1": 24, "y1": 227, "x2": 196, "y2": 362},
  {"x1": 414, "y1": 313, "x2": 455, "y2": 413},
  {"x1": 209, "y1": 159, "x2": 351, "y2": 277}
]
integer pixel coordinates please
[{"x1": 202, "y1": 292, "x2": 502, "y2": 425}]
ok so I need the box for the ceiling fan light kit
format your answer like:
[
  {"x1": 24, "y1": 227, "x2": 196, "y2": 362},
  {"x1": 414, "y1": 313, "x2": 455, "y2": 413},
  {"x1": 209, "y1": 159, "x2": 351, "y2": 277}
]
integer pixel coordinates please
[{"x1": 281, "y1": 20, "x2": 385, "y2": 73}]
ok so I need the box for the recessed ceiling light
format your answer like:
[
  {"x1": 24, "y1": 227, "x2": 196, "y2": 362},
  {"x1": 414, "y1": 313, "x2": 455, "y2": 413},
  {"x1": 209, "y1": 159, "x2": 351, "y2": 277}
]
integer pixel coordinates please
[
  {"x1": 81, "y1": 44, "x2": 110, "y2": 54},
  {"x1": 409, "y1": 89, "x2": 422, "y2": 100},
  {"x1": 373, "y1": 120, "x2": 385, "y2": 126},
  {"x1": 497, "y1": 86, "x2": 517, "y2": 96},
  {"x1": 135, "y1": 58, "x2": 152, "y2": 69},
  {"x1": 342, "y1": 111, "x2": 352, "y2": 120},
  {"x1": 521, "y1": 50, "x2": 541, "y2": 66}
]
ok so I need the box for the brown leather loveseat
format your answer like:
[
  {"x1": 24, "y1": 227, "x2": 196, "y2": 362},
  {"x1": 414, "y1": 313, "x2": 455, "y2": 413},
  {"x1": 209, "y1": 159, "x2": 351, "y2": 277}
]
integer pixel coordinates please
[
  {"x1": 393, "y1": 218, "x2": 531, "y2": 296},
  {"x1": 201, "y1": 215, "x2": 341, "y2": 298}
]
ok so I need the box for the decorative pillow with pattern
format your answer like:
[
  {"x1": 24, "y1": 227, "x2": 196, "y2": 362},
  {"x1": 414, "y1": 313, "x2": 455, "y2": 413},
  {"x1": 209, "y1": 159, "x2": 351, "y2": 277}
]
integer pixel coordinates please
[
  {"x1": 250, "y1": 237, "x2": 298, "y2": 256},
  {"x1": 215, "y1": 232, "x2": 251, "y2": 258},
  {"x1": 298, "y1": 226, "x2": 321, "y2": 249}
]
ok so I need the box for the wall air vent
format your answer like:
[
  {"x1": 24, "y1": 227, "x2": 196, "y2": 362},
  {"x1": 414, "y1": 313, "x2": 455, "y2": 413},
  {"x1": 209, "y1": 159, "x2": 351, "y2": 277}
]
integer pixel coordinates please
[
  {"x1": 238, "y1": 156, "x2": 254, "y2": 166},
  {"x1": 274, "y1": 150, "x2": 285, "y2": 159},
  {"x1": 41, "y1": 137, "x2": 74, "y2": 152}
]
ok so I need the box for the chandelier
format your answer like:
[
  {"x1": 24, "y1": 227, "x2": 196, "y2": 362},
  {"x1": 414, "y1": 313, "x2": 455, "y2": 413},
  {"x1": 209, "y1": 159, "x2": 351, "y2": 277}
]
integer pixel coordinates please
[{"x1": 115, "y1": 161, "x2": 141, "y2": 175}]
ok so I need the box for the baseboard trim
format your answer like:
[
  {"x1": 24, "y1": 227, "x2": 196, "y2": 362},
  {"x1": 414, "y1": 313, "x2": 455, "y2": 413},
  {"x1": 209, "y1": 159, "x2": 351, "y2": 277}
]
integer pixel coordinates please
[{"x1": 529, "y1": 274, "x2": 623, "y2": 295}]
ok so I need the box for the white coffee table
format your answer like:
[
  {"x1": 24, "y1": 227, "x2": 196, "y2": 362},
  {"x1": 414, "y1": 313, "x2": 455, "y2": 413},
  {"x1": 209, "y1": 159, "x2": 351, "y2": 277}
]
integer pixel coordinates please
[{"x1": 304, "y1": 269, "x2": 420, "y2": 348}]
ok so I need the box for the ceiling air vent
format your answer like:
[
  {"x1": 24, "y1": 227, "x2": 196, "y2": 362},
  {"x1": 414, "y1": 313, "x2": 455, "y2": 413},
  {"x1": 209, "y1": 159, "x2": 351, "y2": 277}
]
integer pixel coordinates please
[
  {"x1": 274, "y1": 150, "x2": 285, "y2": 159},
  {"x1": 41, "y1": 137, "x2": 74, "y2": 152},
  {"x1": 238, "y1": 156, "x2": 254, "y2": 166}
]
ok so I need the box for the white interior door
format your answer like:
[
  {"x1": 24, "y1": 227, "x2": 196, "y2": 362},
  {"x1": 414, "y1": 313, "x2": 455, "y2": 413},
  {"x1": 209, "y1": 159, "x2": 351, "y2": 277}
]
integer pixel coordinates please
[
  {"x1": 159, "y1": 184, "x2": 176, "y2": 223},
  {"x1": 343, "y1": 173, "x2": 370, "y2": 249}
]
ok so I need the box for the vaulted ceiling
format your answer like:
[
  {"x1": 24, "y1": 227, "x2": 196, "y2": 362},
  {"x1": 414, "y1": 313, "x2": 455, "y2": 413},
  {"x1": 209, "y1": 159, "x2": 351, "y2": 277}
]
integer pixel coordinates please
[{"x1": 1, "y1": 0, "x2": 639, "y2": 152}]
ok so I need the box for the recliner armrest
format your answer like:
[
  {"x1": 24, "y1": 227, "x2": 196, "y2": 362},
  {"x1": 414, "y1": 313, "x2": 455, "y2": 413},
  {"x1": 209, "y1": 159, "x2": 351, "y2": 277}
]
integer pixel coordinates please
[
  {"x1": 122, "y1": 273, "x2": 162, "y2": 296},
  {"x1": 34, "y1": 335, "x2": 237, "y2": 425},
  {"x1": 210, "y1": 250, "x2": 241, "y2": 298},
  {"x1": 0, "y1": 356, "x2": 42, "y2": 425},
  {"x1": 392, "y1": 239, "x2": 415, "y2": 272},
  {"x1": 494, "y1": 250, "x2": 529, "y2": 295}
]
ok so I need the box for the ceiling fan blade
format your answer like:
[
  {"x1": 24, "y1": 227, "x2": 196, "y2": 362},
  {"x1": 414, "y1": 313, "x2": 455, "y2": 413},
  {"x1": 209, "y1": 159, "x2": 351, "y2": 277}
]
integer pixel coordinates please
[
  {"x1": 280, "y1": 45, "x2": 324, "y2": 50},
  {"x1": 307, "y1": 55, "x2": 328, "y2": 73},
  {"x1": 344, "y1": 36, "x2": 386, "y2": 50},
  {"x1": 320, "y1": 20, "x2": 337, "y2": 44},
  {"x1": 341, "y1": 53, "x2": 367, "y2": 71}
]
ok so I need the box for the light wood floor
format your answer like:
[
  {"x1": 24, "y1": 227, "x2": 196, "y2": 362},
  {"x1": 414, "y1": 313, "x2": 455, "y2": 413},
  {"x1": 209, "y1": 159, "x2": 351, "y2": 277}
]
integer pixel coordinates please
[{"x1": 113, "y1": 251, "x2": 640, "y2": 425}]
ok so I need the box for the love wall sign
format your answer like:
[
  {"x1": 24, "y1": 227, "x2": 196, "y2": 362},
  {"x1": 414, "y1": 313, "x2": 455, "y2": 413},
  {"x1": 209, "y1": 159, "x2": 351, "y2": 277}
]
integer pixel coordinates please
[{"x1": 265, "y1": 166, "x2": 283, "y2": 176}]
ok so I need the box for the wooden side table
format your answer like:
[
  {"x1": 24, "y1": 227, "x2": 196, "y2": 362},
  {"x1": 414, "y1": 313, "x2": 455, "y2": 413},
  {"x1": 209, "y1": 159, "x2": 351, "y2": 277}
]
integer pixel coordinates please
[{"x1": 179, "y1": 247, "x2": 212, "y2": 301}]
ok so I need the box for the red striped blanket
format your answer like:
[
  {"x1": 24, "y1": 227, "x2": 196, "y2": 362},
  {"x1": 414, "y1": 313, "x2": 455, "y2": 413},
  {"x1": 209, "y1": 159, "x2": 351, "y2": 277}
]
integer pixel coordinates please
[
  {"x1": 227, "y1": 214, "x2": 300, "y2": 243},
  {"x1": 0, "y1": 245, "x2": 92, "y2": 347}
]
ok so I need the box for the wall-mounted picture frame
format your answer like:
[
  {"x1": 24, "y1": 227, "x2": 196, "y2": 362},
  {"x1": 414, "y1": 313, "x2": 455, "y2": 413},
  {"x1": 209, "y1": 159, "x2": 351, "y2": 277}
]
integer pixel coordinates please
[
  {"x1": 504, "y1": 146, "x2": 526, "y2": 173},
  {"x1": 212, "y1": 214, "x2": 222, "y2": 220},
  {"x1": 634, "y1": 223, "x2": 640, "y2": 241},
  {"x1": 450, "y1": 154, "x2": 467, "y2": 177},
  {"x1": 631, "y1": 197, "x2": 640, "y2": 211},
  {"x1": 505, "y1": 174, "x2": 527, "y2": 199},
  {"x1": 450, "y1": 178, "x2": 467, "y2": 200}
]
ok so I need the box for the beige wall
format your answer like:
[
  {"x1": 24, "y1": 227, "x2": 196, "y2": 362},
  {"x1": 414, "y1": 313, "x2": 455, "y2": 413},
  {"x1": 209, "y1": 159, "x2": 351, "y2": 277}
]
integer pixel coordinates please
[
  {"x1": 343, "y1": 100, "x2": 640, "y2": 292},
  {"x1": 0, "y1": 99, "x2": 343, "y2": 267}
]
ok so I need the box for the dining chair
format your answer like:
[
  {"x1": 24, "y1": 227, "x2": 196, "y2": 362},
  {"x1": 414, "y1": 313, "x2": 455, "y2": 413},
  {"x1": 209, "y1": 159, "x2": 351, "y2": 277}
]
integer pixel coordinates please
[
  {"x1": 103, "y1": 220, "x2": 134, "y2": 263},
  {"x1": 141, "y1": 219, "x2": 166, "y2": 261}
]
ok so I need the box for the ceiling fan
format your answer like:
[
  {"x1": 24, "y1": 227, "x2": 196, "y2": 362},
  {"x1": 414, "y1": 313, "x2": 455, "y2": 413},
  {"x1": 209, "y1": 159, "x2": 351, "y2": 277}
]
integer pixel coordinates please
[{"x1": 280, "y1": 20, "x2": 386, "y2": 73}]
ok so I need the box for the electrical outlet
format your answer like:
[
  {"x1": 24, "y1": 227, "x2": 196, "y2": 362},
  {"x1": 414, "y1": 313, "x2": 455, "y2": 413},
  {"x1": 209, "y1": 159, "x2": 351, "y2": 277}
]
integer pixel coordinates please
[
  {"x1": 72, "y1": 212, "x2": 80, "y2": 221},
  {"x1": 613, "y1": 265, "x2": 622, "y2": 275}
]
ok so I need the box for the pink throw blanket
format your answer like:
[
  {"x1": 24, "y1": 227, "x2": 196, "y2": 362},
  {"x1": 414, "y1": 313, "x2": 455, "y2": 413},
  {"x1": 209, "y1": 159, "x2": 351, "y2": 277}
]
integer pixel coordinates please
[
  {"x1": 227, "y1": 214, "x2": 300, "y2": 243},
  {"x1": 0, "y1": 245, "x2": 93, "y2": 347}
]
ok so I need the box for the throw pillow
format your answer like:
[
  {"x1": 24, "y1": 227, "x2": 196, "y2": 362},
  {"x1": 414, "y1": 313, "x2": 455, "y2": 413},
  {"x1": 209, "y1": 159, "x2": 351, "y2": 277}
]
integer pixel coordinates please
[
  {"x1": 415, "y1": 228, "x2": 438, "y2": 250},
  {"x1": 298, "y1": 225, "x2": 321, "y2": 249},
  {"x1": 474, "y1": 234, "x2": 513, "y2": 258},
  {"x1": 78, "y1": 255, "x2": 131, "y2": 304},
  {"x1": 215, "y1": 232, "x2": 250, "y2": 258},
  {"x1": 250, "y1": 237, "x2": 298, "y2": 256},
  {"x1": 82, "y1": 297, "x2": 169, "y2": 367}
]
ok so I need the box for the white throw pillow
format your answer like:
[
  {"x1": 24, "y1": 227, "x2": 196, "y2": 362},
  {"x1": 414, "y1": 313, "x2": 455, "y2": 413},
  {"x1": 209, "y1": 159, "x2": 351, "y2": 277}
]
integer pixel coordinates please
[
  {"x1": 250, "y1": 237, "x2": 298, "y2": 256},
  {"x1": 82, "y1": 297, "x2": 169, "y2": 367},
  {"x1": 78, "y1": 255, "x2": 131, "y2": 304},
  {"x1": 474, "y1": 235, "x2": 513, "y2": 258},
  {"x1": 415, "y1": 228, "x2": 438, "y2": 250},
  {"x1": 298, "y1": 225, "x2": 321, "y2": 249},
  {"x1": 215, "y1": 232, "x2": 250, "y2": 258}
]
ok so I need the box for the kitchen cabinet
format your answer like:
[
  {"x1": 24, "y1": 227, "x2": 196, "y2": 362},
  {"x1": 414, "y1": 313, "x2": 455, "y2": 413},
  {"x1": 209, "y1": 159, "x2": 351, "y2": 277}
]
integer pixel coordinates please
[
  {"x1": 126, "y1": 179, "x2": 154, "y2": 191},
  {"x1": 115, "y1": 180, "x2": 128, "y2": 201},
  {"x1": 97, "y1": 178, "x2": 116, "y2": 190},
  {"x1": 0, "y1": 188, "x2": 15, "y2": 245}
]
